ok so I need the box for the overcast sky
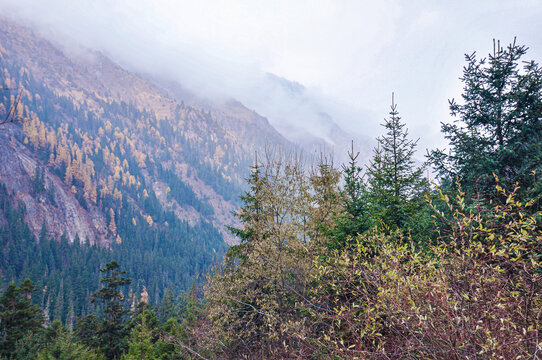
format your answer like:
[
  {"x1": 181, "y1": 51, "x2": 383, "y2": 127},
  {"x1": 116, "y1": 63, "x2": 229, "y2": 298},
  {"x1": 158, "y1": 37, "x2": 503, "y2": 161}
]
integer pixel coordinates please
[{"x1": 1, "y1": 0, "x2": 542, "y2": 153}]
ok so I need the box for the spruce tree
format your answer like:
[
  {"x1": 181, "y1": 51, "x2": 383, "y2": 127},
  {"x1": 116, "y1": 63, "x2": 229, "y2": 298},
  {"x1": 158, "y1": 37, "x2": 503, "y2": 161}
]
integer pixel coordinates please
[
  {"x1": 367, "y1": 94, "x2": 428, "y2": 231},
  {"x1": 90, "y1": 261, "x2": 132, "y2": 359},
  {"x1": 157, "y1": 287, "x2": 178, "y2": 324},
  {"x1": 325, "y1": 142, "x2": 370, "y2": 250},
  {"x1": 429, "y1": 39, "x2": 542, "y2": 205},
  {"x1": 225, "y1": 157, "x2": 267, "y2": 261},
  {"x1": 121, "y1": 310, "x2": 158, "y2": 360},
  {"x1": 74, "y1": 315, "x2": 101, "y2": 350},
  {"x1": 38, "y1": 320, "x2": 104, "y2": 360},
  {"x1": 0, "y1": 279, "x2": 44, "y2": 358}
]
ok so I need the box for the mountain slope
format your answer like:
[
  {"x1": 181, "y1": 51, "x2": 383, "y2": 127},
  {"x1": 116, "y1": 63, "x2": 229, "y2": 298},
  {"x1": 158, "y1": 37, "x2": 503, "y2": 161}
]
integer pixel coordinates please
[
  {"x1": 0, "y1": 18, "x2": 299, "y2": 316},
  {"x1": 0, "y1": 18, "x2": 297, "y2": 245},
  {"x1": 154, "y1": 71, "x2": 373, "y2": 167}
]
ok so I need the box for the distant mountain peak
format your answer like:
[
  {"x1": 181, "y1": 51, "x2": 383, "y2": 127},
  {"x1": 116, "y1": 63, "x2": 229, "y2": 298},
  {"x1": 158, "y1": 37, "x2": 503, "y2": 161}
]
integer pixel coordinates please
[{"x1": 265, "y1": 72, "x2": 306, "y2": 95}]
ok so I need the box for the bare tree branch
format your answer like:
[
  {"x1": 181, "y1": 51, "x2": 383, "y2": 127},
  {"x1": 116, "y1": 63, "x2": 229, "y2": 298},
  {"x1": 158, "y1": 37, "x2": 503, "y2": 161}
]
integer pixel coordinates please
[
  {"x1": 162, "y1": 334, "x2": 211, "y2": 360},
  {"x1": 0, "y1": 88, "x2": 27, "y2": 126}
]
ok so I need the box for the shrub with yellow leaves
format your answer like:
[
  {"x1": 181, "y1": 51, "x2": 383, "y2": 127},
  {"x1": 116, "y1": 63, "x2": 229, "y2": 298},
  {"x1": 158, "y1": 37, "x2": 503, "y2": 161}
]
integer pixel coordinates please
[{"x1": 294, "y1": 181, "x2": 541, "y2": 359}]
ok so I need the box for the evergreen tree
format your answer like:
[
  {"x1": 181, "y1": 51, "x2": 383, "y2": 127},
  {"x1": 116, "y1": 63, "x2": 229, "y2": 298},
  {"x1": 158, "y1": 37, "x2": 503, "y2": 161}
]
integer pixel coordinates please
[
  {"x1": 53, "y1": 279, "x2": 64, "y2": 322},
  {"x1": 0, "y1": 279, "x2": 44, "y2": 358},
  {"x1": 157, "y1": 287, "x2": 178, "y2": 324},
  {"x1": 31, "y1": 167, "x2": 46, "y2": 196},
  {"x1": 38, "y1": 320, "x2": 104, "y2": 360},
  {"x1": 325, "y1": 143, "x2": 370, "y2": 250},
  {"x1": 121, "y1": 310, "x2": 158, "y2": 360},
  {"x1": 307, "y1": 157, "x2": 343, "y2": 251},
  {"x1": 179, "y1": 281, "x2": 200, "y2": 334},
  {"x1": 226, "y1": 156, "x2": 267, "y2": 251},
  {"x1": 367, "y1": 94, "x2": 428, "y2": 231},
  {"x1": 429, "y1": 39, "x2": 542, "y2": 205},
  {"x1": 74, "y1": 315, "x2": 101, "y2": 350},
  {"x1": 90, "y1": 261, "x2": 132, "y2": 360}
]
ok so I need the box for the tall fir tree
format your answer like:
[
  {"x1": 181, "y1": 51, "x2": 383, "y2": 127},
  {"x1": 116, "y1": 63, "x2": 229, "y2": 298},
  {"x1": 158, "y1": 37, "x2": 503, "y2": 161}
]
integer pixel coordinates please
[
  {"x1": 157, "y1": 287, "x2": 178, "y2": 324},
  {"x1": 0, "y1": 279, "x2": 44, "y2": 358},
  {"x1": 367, "y1": 94, "x2": 428, "y2": 231},
  {"x1": 37, "y1": 320, "x2": 104, "y2": 360},
  {"x1": 225, "y1": 155, "x2": 267, "y2": 260},
  {"x1": 325, "y1": 142, "x2": 371, "y2": 250},
  {"x1": 121, "y1": 310, "x2": 158, "y2": 360},
  {"x1": 306, "y1": 156, "x2": 343, "y2": 251},
  {"x1": 429, "y1": 39, "x2": 542, "y2": 206},
  {"x1": 90, "y1": 261, "x2": 132, "y2": 360}
]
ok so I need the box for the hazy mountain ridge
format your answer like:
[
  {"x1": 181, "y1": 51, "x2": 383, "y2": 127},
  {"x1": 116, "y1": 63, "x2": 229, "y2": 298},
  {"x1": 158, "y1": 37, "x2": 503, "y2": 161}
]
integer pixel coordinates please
[
  {"x1": 0, "y1": 18, "x2": 301, "y2": 246},
  {"x1": 151, "y1": 77, "x2": 294, "y2": 155},
  {"x1": 252, "y1": 72, "x2": 373, "y2": 165},
  {"x1": 148, "y1": 64, "x2": 372, "y2": 168},
  {"x1": 0, "y1": 17, "x2": 305, "y2": 310}
]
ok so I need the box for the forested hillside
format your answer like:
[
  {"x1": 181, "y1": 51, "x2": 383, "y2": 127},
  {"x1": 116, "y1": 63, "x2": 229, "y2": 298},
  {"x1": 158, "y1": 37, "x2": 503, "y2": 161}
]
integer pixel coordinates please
[{"x1": 0, "y1": 18, "x2": 298, "y2": 327}]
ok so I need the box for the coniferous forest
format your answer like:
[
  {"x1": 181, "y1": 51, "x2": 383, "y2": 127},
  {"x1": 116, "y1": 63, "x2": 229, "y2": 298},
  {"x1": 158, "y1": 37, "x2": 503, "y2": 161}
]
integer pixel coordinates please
[{"x1": 1, "y1": 37, "x2": 541, "y2": 359}]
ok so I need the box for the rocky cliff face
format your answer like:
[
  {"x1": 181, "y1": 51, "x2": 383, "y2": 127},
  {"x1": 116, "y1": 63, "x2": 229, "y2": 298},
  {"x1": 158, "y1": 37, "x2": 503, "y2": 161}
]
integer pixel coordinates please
[{"x1": 0, "y1": 125, "x2": 107, "y2": 244}]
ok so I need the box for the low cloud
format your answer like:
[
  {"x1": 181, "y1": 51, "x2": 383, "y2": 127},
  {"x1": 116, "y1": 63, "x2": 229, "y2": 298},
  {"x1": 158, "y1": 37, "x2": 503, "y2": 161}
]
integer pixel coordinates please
[{"x1": 1, "y1": 0, "x2": 541, "y2": 156}]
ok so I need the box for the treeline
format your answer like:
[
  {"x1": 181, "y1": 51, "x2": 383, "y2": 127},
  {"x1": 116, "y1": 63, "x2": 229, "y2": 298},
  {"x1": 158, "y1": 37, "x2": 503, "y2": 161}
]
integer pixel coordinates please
[
  {"x1": 1, "y1": 40, "x2": 541, "y2": 359},
  {"x1": 0, "y1": 181, "x2": 226, "y2": 324},
  {"x1": 0, "y1": 261, "x2": 203, "y2": 359}
]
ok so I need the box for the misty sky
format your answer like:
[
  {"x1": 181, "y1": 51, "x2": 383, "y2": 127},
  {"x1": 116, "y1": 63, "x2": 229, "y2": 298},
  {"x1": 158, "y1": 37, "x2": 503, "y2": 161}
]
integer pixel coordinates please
[{"x1": 1, "y1": 0, "x2": 542, "y2": 153}]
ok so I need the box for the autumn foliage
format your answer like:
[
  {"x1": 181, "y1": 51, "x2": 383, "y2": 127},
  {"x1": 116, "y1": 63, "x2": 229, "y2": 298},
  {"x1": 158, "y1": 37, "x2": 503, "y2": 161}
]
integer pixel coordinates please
[
  {"x1": 293, "y1": 181, "x2": 541, "y2": 359},
  {"x1": 198, "y1": 150, "x2": 541, "y2": 359}
]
